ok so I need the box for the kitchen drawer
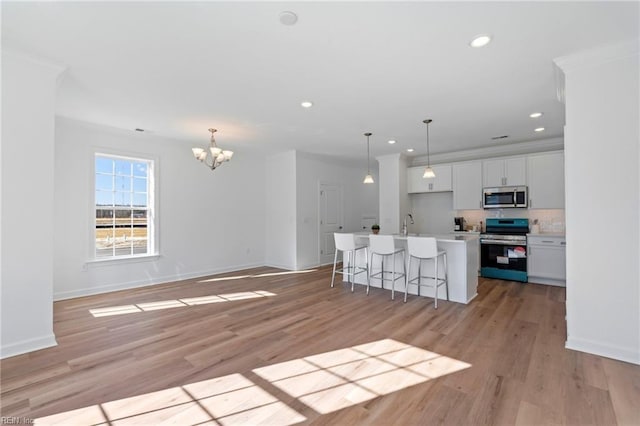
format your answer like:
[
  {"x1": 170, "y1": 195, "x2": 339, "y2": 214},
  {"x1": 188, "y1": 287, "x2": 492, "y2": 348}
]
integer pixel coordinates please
[{"x1": 527, "y1": 235, "x2": 566, "y2": 247}]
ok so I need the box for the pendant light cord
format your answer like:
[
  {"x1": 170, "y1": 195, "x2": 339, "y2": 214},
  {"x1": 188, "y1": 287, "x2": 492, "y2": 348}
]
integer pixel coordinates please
[
  {"x1": 367, "y1": 134, "x2": 371, "y2": 173},
  {"x1": 423, "y1": 119, "x2": 432, "y2": 166},
  {"x1": 426, "y1": 121, "x2": 430, "y2": 166}
]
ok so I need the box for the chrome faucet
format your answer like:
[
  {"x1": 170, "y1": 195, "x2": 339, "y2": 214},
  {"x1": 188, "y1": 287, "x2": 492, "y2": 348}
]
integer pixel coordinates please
[{"x1": 402, "y1": 213, "x2": 414, "y2": 236}]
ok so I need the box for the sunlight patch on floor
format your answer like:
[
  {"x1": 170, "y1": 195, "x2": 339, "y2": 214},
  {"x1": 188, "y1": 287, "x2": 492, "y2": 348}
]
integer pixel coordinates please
[
  {"x1": 34, "y1": 374, "x2": 305, "y2": 426},
  {"x1": 34, "y1": 339, "x2": 469, "y2": 424},
  {"x1": 198, "y1": 269, "x2": 317, "y2": 283},
  {"x1": 253, "y1": 338, "x2": 471, "y2": 414},
  {"x1": 89, "y1": 291, "x2": 277, "y2": 317}
]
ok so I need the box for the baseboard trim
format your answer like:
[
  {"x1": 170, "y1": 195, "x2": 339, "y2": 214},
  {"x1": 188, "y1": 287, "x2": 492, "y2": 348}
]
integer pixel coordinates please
[
  {"x1": 1, "y1": 333, "x2": 58, "y2": 359},
  {"x1": 566, "y1": 336, "x2": 640, "y2": 365},
  {"x1": 263, "y1": 262, "x2": 296, "y2": 270},
  {"x1": 53, "y1": 262, "x2": 264, "y2": 301}
]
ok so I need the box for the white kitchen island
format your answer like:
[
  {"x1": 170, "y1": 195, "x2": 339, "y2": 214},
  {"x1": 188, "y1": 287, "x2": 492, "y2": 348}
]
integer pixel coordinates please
[{"x1": 343, "y1": 233, "x2": 479, "y2": 304}]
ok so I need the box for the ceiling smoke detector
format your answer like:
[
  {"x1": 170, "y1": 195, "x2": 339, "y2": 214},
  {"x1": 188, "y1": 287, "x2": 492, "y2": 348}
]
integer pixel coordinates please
[{"x1": 279, "y1": 11, "x2": 298, "y2": 26}]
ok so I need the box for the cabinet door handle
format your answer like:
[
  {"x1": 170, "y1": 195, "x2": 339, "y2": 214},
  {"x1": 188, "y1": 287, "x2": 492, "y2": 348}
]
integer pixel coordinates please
[
  {"x1": 561, "y1": 242, "x2": 566, "y2": 245},
  {"x1": 530, "y1": 199, "x2": 533, "y2": 208},
  {"x1": 542, "y1": 240, "x2": 554, "y2": 243}
]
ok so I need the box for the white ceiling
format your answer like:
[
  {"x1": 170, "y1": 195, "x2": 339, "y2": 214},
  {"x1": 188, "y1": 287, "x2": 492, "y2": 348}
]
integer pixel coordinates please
[{"x1": 2, "y1": 1, "x2": 638, "y2": 161}]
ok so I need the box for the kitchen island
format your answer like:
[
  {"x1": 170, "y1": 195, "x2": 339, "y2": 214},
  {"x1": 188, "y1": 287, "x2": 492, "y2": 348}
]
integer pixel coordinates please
[{"x1": 343, "y1": 233, "x2": 479, "y2": 304}]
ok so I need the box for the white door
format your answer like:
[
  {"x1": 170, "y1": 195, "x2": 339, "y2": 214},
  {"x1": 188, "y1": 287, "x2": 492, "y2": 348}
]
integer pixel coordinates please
[{"x1": 319, "y1": 183, "x2": 343, "y2": 265}]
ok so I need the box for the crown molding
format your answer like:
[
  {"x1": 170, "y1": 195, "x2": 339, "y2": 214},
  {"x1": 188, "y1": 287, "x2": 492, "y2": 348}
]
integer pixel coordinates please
[
  {"x1": 410, "y1": 137, "x2": 564, "y2": 166},
  {"x1": 554, "y1": 39, "x2": 639, "y2": 74},
  {"x1": 375, "y1": 152, "x2": 405, "y2": 162},
  {"x1": 2, "y1": 47, "x2": 67, "y2": 75}
]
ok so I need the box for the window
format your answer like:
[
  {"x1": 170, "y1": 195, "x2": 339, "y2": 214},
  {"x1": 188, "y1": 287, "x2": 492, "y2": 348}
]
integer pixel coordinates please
[{"x1": 94, "y1": 154, "x2": 154, "y2": 259}]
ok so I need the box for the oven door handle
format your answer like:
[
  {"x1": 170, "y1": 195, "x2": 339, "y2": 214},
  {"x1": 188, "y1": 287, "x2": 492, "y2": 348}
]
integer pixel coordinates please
[{"x1": 480, "y1": 239, "x2": 526, "y2": 245}]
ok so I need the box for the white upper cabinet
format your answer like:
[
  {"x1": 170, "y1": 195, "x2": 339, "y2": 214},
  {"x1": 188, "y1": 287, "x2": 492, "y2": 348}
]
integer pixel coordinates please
[
  {"x1": 453, "y1": 161, "x2": 483, "y2": 210},
  {"x1": 527, "y1": 151, "x2": 565, "y2": 209},
  {"x1": 407, "y1": 164, "x2": 452, "y2": 193},
  {"x1": 482, "y1": 156, "x2": 527, "y2": 187}
]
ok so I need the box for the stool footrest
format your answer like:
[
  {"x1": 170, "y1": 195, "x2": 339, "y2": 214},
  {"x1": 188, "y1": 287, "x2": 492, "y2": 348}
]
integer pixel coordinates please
[
  {"x1": 407, "y1": 276, "x2": 446, "y2": 286},
  {"x1": 370, "y1": 270, "x2": 405, "y2": 281}
]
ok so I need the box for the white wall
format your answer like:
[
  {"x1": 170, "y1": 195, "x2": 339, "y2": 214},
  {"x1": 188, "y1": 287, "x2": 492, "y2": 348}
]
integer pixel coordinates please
[
  {"x1": 410, "y1": 192, "x2": 455, "y2": 234},
  {"x1": 556, "y1": 40, "x2": 639, "y2": 364},
  {"x1": 377, "y1": 154, "x2": 402, "y2": 234},
  {"x1": 1, "y1": 52, "x2": 62, "y2": 357},
  {"x1": 53, "y1": 118, "x2": 266, "y2": 299},
  {"x1": 399, "y1": 155, "x2": 410, "y2": 233},
  {"x1": 265, "y1": 150, "x2": 297, "y2": 269},
  {"x1": 295, "y1": 152, "x2": 378, "y2": 269}
]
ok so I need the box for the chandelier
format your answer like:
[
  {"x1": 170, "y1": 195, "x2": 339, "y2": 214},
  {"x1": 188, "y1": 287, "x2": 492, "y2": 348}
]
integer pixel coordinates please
[{"x1": 191, "y1": 128, "x2": 234, "y2": 170}]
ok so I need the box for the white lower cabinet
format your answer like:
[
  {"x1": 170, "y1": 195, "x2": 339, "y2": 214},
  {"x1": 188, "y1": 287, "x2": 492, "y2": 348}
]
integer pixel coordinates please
[{"x1": 527, "y1": 235, "x2": 566, "y2": 286}]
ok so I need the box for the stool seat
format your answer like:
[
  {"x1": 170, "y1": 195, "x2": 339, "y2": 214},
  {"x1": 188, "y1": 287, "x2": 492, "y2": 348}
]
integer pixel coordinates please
[
  {"x1": 405, "y1": 236, "x2": 448, "y2": 308},
  {"x1": 368, "y1": 234, "x2": 406, "y2": 300},
  {"x1": 331, "y1": 233, "x2": 368, "y2": 292}
]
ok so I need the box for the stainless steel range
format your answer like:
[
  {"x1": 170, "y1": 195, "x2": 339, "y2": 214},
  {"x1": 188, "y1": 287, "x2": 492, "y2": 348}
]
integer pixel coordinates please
[{"x1": 480, "y1": 218, "x2": 529, "y2": 282}]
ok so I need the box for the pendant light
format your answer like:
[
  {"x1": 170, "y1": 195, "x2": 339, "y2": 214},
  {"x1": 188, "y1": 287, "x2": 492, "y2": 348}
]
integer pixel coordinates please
[
  {"x1": 363, "y1": 132, "x2": 374, "y2": 184},
  {"x1": 422, "y1": 119, "x2": 436, "y2": 178}
]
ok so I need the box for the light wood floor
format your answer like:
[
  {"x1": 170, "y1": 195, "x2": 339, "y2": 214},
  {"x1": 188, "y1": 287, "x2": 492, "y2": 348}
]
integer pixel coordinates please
[{"x1": 1, "y1": 266, "x2": 639, "y2": 425}]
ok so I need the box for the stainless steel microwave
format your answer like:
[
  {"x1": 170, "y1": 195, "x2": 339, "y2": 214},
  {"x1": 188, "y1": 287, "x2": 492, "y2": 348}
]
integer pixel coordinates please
[{"x1": 483, "y1": 186, "x2": 528, "y2": 209}]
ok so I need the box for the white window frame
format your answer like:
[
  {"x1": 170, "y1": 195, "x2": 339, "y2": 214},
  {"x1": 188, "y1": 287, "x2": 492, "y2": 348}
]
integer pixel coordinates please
[{"x1": 90, "y1": 150, "x2": 158, "y2": 263}]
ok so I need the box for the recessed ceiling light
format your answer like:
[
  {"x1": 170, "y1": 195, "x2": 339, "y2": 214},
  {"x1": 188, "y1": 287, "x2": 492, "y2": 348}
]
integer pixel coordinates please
[
  {"x1": 388, "y1": 140, "x2": 396, "y2": 144},
  {"x1": 300, "y1": 101, "x2": 313, "y2": 108},
  {"x1": 279, "y1": 11, "x2": 298, "y2": 26},
  {"x1": 534, "y1": 127, "x2": 545, "y2": 132},
  {"x1": 406, "y1": 148, "x2": 414, "y2": 153},
  {"x1": 469, "y1": 34, "x2": 492, "y2": 48},
  {"x1": 529, "y1": 112, "x2": 543, "y2": 118}
]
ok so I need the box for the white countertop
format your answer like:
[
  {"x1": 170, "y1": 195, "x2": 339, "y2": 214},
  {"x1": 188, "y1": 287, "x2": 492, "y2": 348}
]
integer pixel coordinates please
[{"x1": 355, "y1": 232, "x2": 479, "y2": 243}]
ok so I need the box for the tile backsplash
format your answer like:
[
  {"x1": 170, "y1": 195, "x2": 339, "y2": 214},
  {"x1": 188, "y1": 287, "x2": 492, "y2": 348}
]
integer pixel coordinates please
[{"x1": 456, "y1": 208, "x2": 565, "y2": 234}]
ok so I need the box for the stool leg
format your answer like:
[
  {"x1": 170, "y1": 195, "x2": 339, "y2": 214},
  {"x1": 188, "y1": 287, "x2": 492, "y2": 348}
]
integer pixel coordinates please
[
  {"x1": 331, "y1": 249, "x2": 339, "y2": 288},
  {"x1": 402, "y1": 250, "x2": 406, "y2": 286},
  {"x1": 417, "y1": 259, "x2": 421, "y2": 297},
  {"x1": 391, "y1": 253, "x2": 396, "y2": 301},
  {"x1": 367, "y1": 251, "x2": 373, "y2": 295},
  {"x1": 434, "y1": 253, "x2": 439, "y2": 309},
  {"x1": 444, "y1": 252, "x2": 449, "y2": 301},
  {"x1": 404, "y1": 255, "x2": 411, "y2": 303},
  {"x1": 350, "y1": 250, "x2": 355, "y2": 293}
]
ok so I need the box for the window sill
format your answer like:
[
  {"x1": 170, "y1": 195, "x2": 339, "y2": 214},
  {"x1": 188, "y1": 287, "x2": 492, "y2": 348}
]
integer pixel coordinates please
[{"x1": 84, "y1": 253, "x2": 161, "y2": 269}]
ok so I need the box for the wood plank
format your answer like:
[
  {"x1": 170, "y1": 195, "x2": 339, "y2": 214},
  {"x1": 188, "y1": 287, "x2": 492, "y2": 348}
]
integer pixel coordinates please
[{"x1": 601, "y1": 357, "x2": 640, "y2": 426}]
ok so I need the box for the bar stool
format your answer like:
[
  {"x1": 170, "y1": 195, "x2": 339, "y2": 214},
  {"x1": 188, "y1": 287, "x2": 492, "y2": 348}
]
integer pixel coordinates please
[
  {"x1": 405, "y1": 236, "x2": 448, "y2": 308},
  {"x1": 368, "y1": 234, "x2": 406, "y2": 300},
  {"x1": 331, "y1": 233, "x2": 368, "y2": 292}
]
